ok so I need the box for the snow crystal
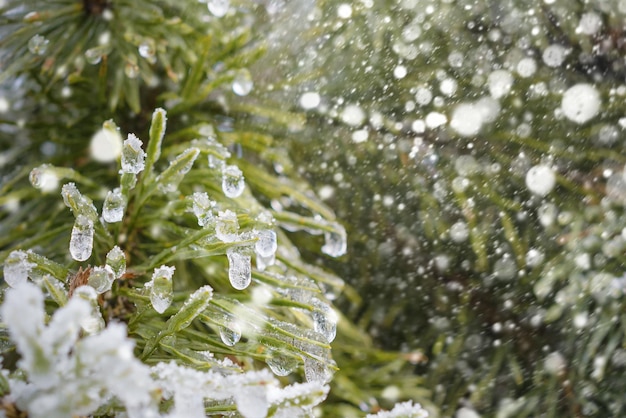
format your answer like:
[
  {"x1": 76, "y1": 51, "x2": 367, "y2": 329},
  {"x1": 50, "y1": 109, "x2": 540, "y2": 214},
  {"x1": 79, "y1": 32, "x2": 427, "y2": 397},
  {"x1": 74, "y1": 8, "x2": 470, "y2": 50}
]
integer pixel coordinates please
[
  {"x1": 147, "y1": 265, "x2": 175, "y2": 314},
  {"x1": 70, "y1": 215, "x2": 94, "y2": 261},
  {"x1": 72, "y1": 285, "x2": 105, "y2": 334},
  {"x1": 488, "y1": 70, "x2": 513, "y2": 99},
  {"x1": 121, "y1": 133, "x2": 146, "y2": 174},
  {"x1": 366, "y1": 401, "x2": 429, "y2": 418},
  {"x1": 216, "y1": 210, "x2": 239, "y2": 242},
  {"x1": 221, "y1": 164, "x2": 245, "y2": 198},
  {"x1": 542, "y1": 44, "x2": 567, "y2": 67},
  {"x1": 227, "y1": 247, "x2": 252, "y2": 290},
  {"x1": 450, "y1": 103, "x2": 483, "y2": 137},
  {"x1": 561, "y1": 83, "x2": 601, "y2": 124},
  {"x1": 90, "y1": 125, "x2": 123, "y2": 163},
  {"x1": 525, "y1": 164, "x2": 556, "y2": 196},
  {"x1": 340, "y1": 104, "x2": 366, "y2": 126},
  {"x1": 102, "y1": 187, "x2": 125, "y2": 223},
  {"x1": 3, "y1": 250, "x2": 35, "y2": 287},
  {"x1": 192, "y1": 191, "x2": 215, "y2": 227},
  {"x1": 299, "y1": 92, "x2": 321, "y2": 110}
]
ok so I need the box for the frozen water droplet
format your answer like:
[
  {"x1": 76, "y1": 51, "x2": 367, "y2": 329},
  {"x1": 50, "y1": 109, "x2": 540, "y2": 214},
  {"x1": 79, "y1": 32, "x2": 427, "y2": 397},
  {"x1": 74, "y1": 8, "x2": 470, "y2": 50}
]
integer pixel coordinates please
[
  {"x1": 561, "y1": 83, "x2": 601, "y2": 124},
  {"x1": 255, "y1": 230, "x2": 277, "y2": 258},
  {"x1": 321, "y1": 224, "x2": 347, "y2": 257},
  {"x1": 525, "y1": 248, "x2": 545, "y2": 268},
  {"x1": 299, "y1": 91, "x2": 321, "y2": 110},
  {"x1": 303, "y1": 357, "x2": 332, "y2": 384},
  {"x1": 208, "y1": 0, "x2": 230, "y2": 17},
  {"x1": 147, "y1": 265, "x2": 175, "y2": 314},
  {"x1": 106, "y1": 246, "x2": 126, "y2": 278},
  {"x1": 537, "y1": 203, "x2": 557, "y2": 227},
  {"x1": 61, "y1": 182, "x2": 98, "y2": 220},
  {"x1": 124, "y1": 61, "x2": 139, "y2": 79},
  {"x1": 337, "y1": 3, "x2": 352, "y2": 19},
  {"x1": 3, "y1": 250, "x2": 35, "y2": 287},
  {"x1": 121, "y1": 133, "x2": 146, "y2": 174},
  {"x1": 102, "y1": 188, "x2": 125, "y2": 223},
  {"x1": 29, "y1": 165, "x2": 59, "y2": 193},
  {"x1": 73, "y1": 286, "x2": 105, "y2": 334},
  {"x1": 312, "y1": 299, "x2": 337, "y2": 343},
  {"x1": 219, "y1": 322, "x2": 242, "y2": 346},
  {"x1": 232, "y1": 69, "x2": 253, "y2": 96},
  {"x1": 88, "y1": 265, "x2": 115, "y2": 293},
  {"x1": 267, "y1": 351, "x2": 298, "y2": 376},
  {"x1": 90, "y1": 124, "x2": 123, "y2": 163},
  {"x1": 138, "y1": 41, "x2": 156, "y2": 63},
  {"x1": 216, "y1": 210, "x2": 239, "y2": 242},
  {"x1": 222, "y1": 165, "x2": 245, "y2": 198},
  {"x1": 85, "y1": 47, "x2": 104, "y2": 65},
  {"x1": 192, "y1": 192, "x2": 216, "y2": 227},
  {"x1": 578, "y1": 12, "x2": 602, "y2": 35},
  {"x1": 227, "y1": 247, "x2": 251, "y2": 290},
  {"x1": 28, "y1": 34, "x2": 49, "y2": 55},
  {"x1": 70, "y1": 215, "x2": 94, "y2": 261},
  {"x1": 526, "y1": 164, "x2": 556, "y2": 196}
]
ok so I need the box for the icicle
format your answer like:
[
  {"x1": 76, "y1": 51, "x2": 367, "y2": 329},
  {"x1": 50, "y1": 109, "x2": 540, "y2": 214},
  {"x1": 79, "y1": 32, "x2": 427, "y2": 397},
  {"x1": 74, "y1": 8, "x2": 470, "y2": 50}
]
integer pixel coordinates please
[
  {"x1": 102, "y1": 188, "x2": 125, "y2": 223},
  {"x1": 62, "y1": 182, "x2": 98, "y2": 221},
  {"x1": 216, "y1": 210, "x2": 239, "y2": 242},
  {"x1": 311, "y1": 298, "x2": 338, "y2": 343},
  {"x1": 88, "y1": 266, "x2": 116, "y2": 294},
  {"x1": 106, "y1": 246, "x2": 126, "y2": 278},
  {"x1": 227, "y1": 247, "x2": 252, "y2": 290},
  {"x1": 256, "y1": 252, "x2": 275, "y2": 271},
  {"x1": 303, "y1": 357, "x2": 332, "y2": 384},
  {"x1": 147, "y1": 265, "x2": 175, "y2": 314},
  {"x1": 221, "y1": 164, "x2": 245, "y2": 198},
  {"x1": 73, "y1": 285, "x2": 105, "y2": 334},
  {"x1": 255, "y1": 230, "x2": 277, "y2": 258},
  {"x1": 3, "y1": 250, "x2": 35, "y2": 287},
  {"x1": 70, "y1": 215, "x2": 94, "y2": 261}
]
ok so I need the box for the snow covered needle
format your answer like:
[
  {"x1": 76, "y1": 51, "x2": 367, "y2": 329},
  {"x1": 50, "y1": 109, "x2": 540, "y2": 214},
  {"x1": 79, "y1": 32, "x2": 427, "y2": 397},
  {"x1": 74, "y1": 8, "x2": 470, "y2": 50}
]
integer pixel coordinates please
[{"x1": 0, "y1": 283, "x2": 157, "y2": 417}]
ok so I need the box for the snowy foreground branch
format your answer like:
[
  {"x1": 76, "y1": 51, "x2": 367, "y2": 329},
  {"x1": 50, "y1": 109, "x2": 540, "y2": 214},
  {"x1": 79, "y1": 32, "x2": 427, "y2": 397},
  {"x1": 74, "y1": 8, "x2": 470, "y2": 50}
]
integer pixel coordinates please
[{"x1": 0, "y1": 283, "x2": 426, "y2": 418}]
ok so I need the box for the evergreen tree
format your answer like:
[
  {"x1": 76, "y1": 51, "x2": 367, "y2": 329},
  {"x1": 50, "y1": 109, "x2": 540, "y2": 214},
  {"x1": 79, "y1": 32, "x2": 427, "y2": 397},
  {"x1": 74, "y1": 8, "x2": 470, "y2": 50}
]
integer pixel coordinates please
[{"x1": 2, "y1": 0, "x2": 626, "y2": 418}]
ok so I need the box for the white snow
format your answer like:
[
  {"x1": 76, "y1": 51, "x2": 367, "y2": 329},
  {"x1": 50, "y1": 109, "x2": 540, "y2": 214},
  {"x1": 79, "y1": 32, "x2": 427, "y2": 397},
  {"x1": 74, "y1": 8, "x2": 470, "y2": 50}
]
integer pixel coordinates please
[
  {"x1": 340, "y1": 104, "x2": 366, "y2": 126},
  {"x1": 561, "y1": 83, "x2": 601, "y2": 124},
  {"x1": 450, "y1": 103, "x2": 483, "y2": 137},
  {"x1": 525, "y1": 164, "x2": 556, "y2": 196},
  {"x1": 487, "y1": 70, "x2": 513, "y2": 99},
  {"x1": 90, "y1": 126, "x2": 123, "y2": 163}
]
